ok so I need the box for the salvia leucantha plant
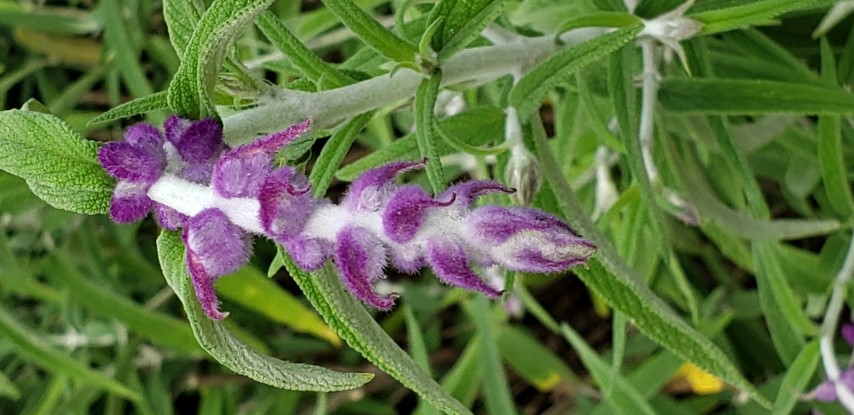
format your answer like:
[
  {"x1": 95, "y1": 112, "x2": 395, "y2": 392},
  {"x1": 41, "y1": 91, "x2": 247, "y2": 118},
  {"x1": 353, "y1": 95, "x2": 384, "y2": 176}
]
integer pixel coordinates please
[{"x1": 2, "y1": 0, "x2": 854, "y2": 414}]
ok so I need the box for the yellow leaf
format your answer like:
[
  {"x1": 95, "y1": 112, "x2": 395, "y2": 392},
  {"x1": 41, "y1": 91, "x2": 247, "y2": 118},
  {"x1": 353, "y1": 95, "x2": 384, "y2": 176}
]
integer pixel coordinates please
[{"x1": 676, "y1": 363, "x2": 725, "y2": 395}]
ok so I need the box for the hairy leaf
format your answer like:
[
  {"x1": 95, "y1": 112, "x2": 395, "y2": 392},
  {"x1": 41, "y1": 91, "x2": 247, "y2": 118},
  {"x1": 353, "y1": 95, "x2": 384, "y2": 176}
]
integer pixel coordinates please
[
  {"x1": 0, "y1": 109, "x2": 111, "y2": 214},
  {"x1": 156, "y1": 231, "x2": 373, "y2": 391}
]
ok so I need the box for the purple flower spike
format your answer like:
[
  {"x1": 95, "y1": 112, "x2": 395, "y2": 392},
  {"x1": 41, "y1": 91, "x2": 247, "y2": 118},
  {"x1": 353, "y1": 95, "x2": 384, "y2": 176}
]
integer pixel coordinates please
[
  {"x1": 427, "y1": 238, "x2": 502, "y2": 297},
  {"x1": 342, "y1": 159, "x2": 426, "y2": 211},
  {"x1": 182, "y1": 209, "x2": 252, "y2": 320},
  {"x1": 383, "y1": 185, "x2": 455, "y2": 243},
  {"x1": 335, "y1": 226, "x2": 396, "y2": 310}
]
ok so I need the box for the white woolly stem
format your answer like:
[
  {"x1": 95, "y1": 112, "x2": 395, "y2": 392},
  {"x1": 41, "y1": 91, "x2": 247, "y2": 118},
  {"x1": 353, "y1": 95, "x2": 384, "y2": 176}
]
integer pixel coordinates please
[
  {"x1": 222, "y1": 29, "x2": 608, "y2": 143},
  {"x1": 638, "y1": 38, "x2": 660, "y2": 185},
  {"x1": 147, "y1": 175, "x2": 264, "y2": 234},
  {"x1": 820, "y1": 233, "x2": 854, "y2": 412}
]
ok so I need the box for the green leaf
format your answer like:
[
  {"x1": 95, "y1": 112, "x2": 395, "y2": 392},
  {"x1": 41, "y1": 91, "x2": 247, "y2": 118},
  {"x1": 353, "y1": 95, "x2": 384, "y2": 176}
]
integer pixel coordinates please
[
  {"x1": 0, "y1": 3, "x2": 99, "y2": 34},
  {"x1": 335, "y1": 107, "x2": 504, "y2": 181},
  {"x1": 531, "y1": 122, "x2": 771, "y2": 409},
  {"x1": 321, "y1": 0, "x2": 417, "y2": 63},
  {"x1": 88, "y1": 91, "x2": 169, "y2": 126},
  {"x1": 256, "y1": 11, "x2": 353, "y2": 89},
  {"x1": 464, "y1": 298, "x2": 517, "y2": 415},
  {"x1": 673, "y1": 148, "x2": 840, "y2": 240},
  {"x1": 281, "y1": 252, "x2": 474, "y2": 415},
  {"x1": 309, "y1": 112, "x2": 373, "y2": 196},
  {"x1": 560, "y1": 323, "x2": 656, "y2": 415},
  {"x1": 771, "y1": 340, "x2": 819, "y2": 415},
  {"x1": 102, "y1": 1, "x2": 154, "y2": 98},
  {"x1": 752, "y1": 242, "x2": 809, "y2": 364},
  {"x1": 47, "y1": 252, "x2": 201, "y2": 355},
  {"x1": 818, "y1": 38, "x2": 854, "y2": 217},
  {"x1": 404, "y1": 306, "x2": 441, "y2": 415},
  {"x1": 162, "y1": 0, "x2": 204, "y2": 56},
  {"x1": 215, "y1": 265, "x2": 340, "y2": 346},
  {"x1": 497, "y1": 326, "x2": 575, "y2": 392},
  {"x1": 0, "y1": 109, "x2": 112, "y2": 214},
  {"x1": 659, "y1": 78, "x2": 854, "y2": 115},
  {"x1": 691, "y1": 0, "x2": 827, "y2": 35},
  {"x1": 426, "y1": 0, "x2": 505, "y2": 61},
  {"x1": 510, "y1": 25, "x2": 641, "y2": 117},
  {"x1": 0, "y1": 370, "x2": 20, "y2": 400},
  {"x1": 414, "y1": 71, "x2": 446, "y2": 193},
  {"x1": 167, "y1": 0, "x2": 274, "y2": 119},
  {"x1": 156, "y1": 231, "x2": 374, "y2": 391},
  {"x1": 555, "y1": 12, "x2": 641, "y2": 35},
  {"x1": 0, "y1": 302, "x2": 139, "y2": 400}
]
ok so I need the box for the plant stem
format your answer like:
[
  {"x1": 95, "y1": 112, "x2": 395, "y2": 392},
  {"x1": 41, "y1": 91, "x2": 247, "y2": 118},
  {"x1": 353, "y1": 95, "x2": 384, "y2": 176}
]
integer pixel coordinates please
[{"x1": 222, "y1": 29, "x2": 607, "y2": 144}]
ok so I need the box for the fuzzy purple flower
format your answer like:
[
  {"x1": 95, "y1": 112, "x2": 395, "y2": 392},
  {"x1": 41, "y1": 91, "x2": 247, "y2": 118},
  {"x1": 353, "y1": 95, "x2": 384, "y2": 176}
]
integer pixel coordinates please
[{"x1": 100, "y1": 117, "x2": 596, "y2": 319}]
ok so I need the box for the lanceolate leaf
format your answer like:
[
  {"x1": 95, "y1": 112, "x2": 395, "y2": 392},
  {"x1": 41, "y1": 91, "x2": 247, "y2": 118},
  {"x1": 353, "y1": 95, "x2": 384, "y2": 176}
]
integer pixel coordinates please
[
  {"x1": 156, "y1": 231, "x2": 373, "y2": 391},
  {"x1": 510, "y1": 25, "x2": 641, "y2": 117},
  {"x1": 310, "y1": 111, "x2": 373, "y2": 196},
  {"x1": 162, "y1": 0, "x2": 205, "y2": 56},
  {"x1": 256, "y1": 11, "x2": 353, "y2": 88},
  {"x1": 88, "y1": 91, "x2": 169, "y2": 126},
  {"x1": 561, "y1": 323, "x2": 656, "y2": 415},
  {"x1": 659, "y1": 78, "x2": 854, "y2": 115},
  {"x1": 691, "y1": 0, "x2": 827, "y2": 35},
  {"x1": 321, "y1": 0, "x2": 417, "y2": 63},
  {"x1": 0, "y1": 109, "x2": 112, "y2": 214},
  {"x1": 771, "y1": 340, "x2": 820, "y2": 415},
  {"x1": 167, "y1": 0, "x2": 274, "y2": 119},
  {"x1": 427, "y1": 0, "x2": 505, "y2": 61},
  {"x1": 414, "y1": 71, "x2": 445, "y2": 193},
  {"x1": 281, "y1": 252, "x2": 474, "y2": 415}
]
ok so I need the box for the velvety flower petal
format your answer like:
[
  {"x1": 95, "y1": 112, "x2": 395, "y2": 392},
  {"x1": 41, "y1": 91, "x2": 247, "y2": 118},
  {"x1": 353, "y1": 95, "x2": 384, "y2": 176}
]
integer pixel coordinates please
[
  {"x1": 383, "y1": 185, "x2": 454, "y2": 243},
  {"x1": 154, "y1": 204, "x2": 189, "y2": 230},
  {"x1": 124, "y1": 123, "x2": 165, "y2": 148},
  {"x1": 843, "y1": 323, "x2": 854, "y2": 346},
  {"x1": 334, "y1": 226, "x2": 396, "y2": 310},
  {"x1": 427, "y1": 237, "x2": 502, "y2": 297},
  {"x1": 342, "y1": 160, "x2": 426, "y2": 211},
  {"x1": 178, "y1": 163, "x2": 215, "y2": 184},
  {"x1": 467, "y1": 206, "x2": 595, "y2": 272},
  {"x1": 169, "y1": 118, "x2": 224, "y2": 163},
  {"x1": 109, "y1": 181, "x2": 154, "y2": 223},
  {"x1": 468, "y1": 205, "x2": 578, "y2": 243},
  {"x1": 229, "y1": 119, "x2": 311, "y2": 158},
  {"x1": 441, "y1": 180, "x2": 514, "y2": 207},
  {"x1": 285, "y1": 236, "x2": 332, "y2": 271},
  {"x1": 259, "y1": 167, "x2": 316, "y2": 242},
  {"x1": 164, "y1": 115, "x2": 191, "y2": 146},
  {"x1": 213, "y1": 153, "x2": 271, "y2": 198},
  {"x1": 98, "y1": 142, "x2": 164, "y2": 183},
  {"x1": 182, "y1": 208, "x2": 252, "y2": 319}
]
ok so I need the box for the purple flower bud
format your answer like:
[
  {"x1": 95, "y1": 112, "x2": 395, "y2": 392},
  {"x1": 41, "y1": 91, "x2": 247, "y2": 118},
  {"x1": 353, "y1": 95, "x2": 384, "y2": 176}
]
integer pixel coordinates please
[
  {"x1": 465, "y1": 205, "x2": 595, "y2": 272},
  {"x1": 427, "y1": 237, "x2": 502, "y2": 297},
  {"x1": 383, "y1": 185, "x2": 455, "y2": 243},
  {"x1": 182, "y1": 208, "x2": 252, "y2": 320},
  {"x1": 109, "y1": 181, "x2": 155, "y2": 223},
  {"x1": 335, "y1": 226, "x2": 397, "y2": 310},
  {"x1": 164, "y1": 117, "x2": 224, "y2": 164}
]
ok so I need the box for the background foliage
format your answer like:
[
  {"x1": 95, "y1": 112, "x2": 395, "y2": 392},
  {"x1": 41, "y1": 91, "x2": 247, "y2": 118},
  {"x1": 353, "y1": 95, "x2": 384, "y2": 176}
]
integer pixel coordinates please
[{"x1": 1, "y1": 0, "x2": 853, "y2": 414}]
